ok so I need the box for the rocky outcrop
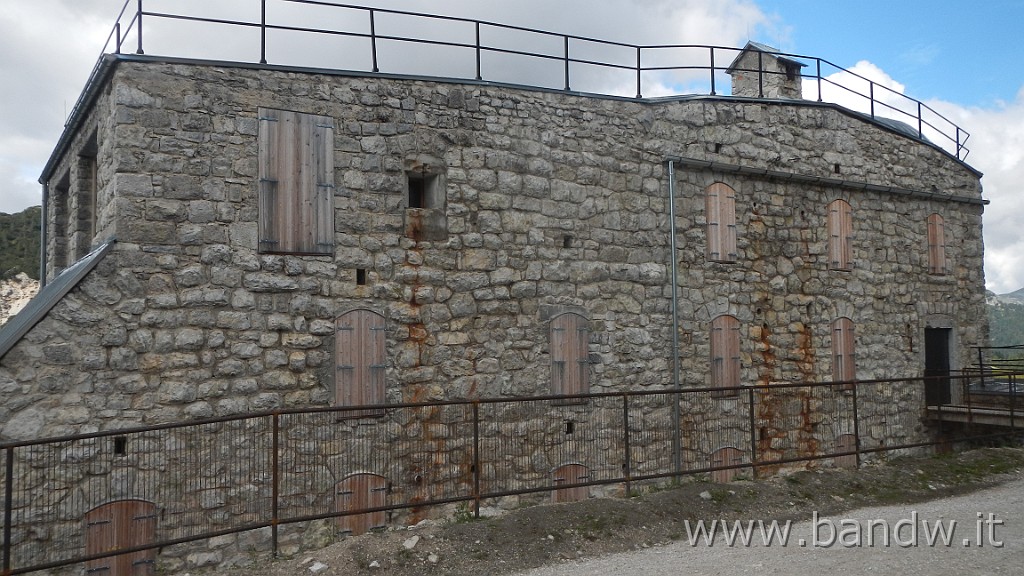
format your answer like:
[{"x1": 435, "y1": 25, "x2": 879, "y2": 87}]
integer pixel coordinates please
[{"x1": 0, "y1": 273, "x2": 38, "y2": 326}]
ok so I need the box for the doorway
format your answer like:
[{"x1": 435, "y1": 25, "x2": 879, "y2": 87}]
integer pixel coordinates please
[{"x1": 924, "y1": 328, "x2": 952, "y2": 405}]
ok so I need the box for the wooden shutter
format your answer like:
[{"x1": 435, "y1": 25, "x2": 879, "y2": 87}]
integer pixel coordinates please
[
  {"x1": 258, "y1": 108, "x2": 335, "y2": 254},
  {"x1": 550, "y1": 313, "x2": 589, "y2": 401},
  {"x1": 835, "y1": 433, "x2": 857, "y2": 469},
  {"x1": 710, "y1": 447, "x2": 745, "y2": 483},
  {"x1": 927, "y1": 213, "x2": 947, "y2": 275},
  {"x1": 84, "y1": 500, "x2": 157, "y2": 576},
  {"x1": 336, "y1": 473, "x2": 388, "y2": 535},
  {"x1": 336, "y1": 310, "x2": 386, "y2": 417},
  {"x1": 827, "y1": 199, "x2": 853, "y2": 270},
  {"x1": 711, "y1": 315, "x2": 740, "y2": 396},
  {"x1": 706, "y1": 183, "x2": 737, "y2": 263},
  {"x1": 832, "y1": 317, "x2": 856, "y2": 386},
  {"x1": 551, "y1": 464, "x2": 590, "y2": 503}
]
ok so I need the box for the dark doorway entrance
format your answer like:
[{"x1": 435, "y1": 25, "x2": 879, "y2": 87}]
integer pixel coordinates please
[{"x1": 924, "y1": 328, "x2": 952, "y2": 405}]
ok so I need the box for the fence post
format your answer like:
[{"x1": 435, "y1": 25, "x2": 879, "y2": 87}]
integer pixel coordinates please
[
  {"x1": 3, "y1": 447, "x2": 12, "y2": 575},
  {"x1": 115, "y1": 22, "x2": 122, "y2": 54},
  {"x1": 851, "y1": 383, "x2": 861, "y2": 468},
  {"x1": 622, "y1": 394, "x2": 631, "y2": 495},
  {"x1": 757, "y1": 51, "x2": 764, "y2": 98},
  {"x1": 271, "y1": 413, "x2": 280, "y2": 557},
  {"x1": 747, "y1": 387, "x2": 758, "y2": 479},
  {"x1": 472, "y1": 402, "x2": 481, "y2": 518},
  {"x1": 869, "y1": 82, "x2": 875, "y2": 118},
  {"x1": 136, "y1": 0, "x2": 144, "y2": 54},
  {"x1": 917, "y1": 101, "x2": 923, "y2": 139},
  {"x1": 260, "y1": 0, "x2": 267, "y2": 64}
]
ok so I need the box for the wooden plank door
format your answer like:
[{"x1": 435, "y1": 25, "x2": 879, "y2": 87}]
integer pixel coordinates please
[
  {"x1": 84, "y1": 500, "x2": 157, "y2": 575},
  {"x1": 551, "y1": 464, "x2": 590, "y2": 503},
  {"x1": 710, "y1": 447, "x2": 745, "y2": 483},
  {"x1": 336, "y1": 473, "x2": 388, "y2": 535}
]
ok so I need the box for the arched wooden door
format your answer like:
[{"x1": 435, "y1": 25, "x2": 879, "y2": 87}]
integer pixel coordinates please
[
  {"x1": 84, "y1": 499, "x2": 157, "y2": 576},
  {"x1": 336, "y1": 473, "x2": 388, "y2": 535},
  {"x1": 710, "y1": 447, "x2": 745, "y2": 483},
  {"x1": 835, "y1": 434, "x2": 858, "y2": 469},
  {"x1": 551, "y1": 463, "x2": 590, "y2": 503}
]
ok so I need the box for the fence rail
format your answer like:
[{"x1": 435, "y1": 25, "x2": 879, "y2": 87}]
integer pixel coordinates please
[
  {"x1": 2, "y1": 375, "x2": 1020, "y2": 575},
  {"x1": 66, "y1": 0, "x2": 970, "y2": 161}
]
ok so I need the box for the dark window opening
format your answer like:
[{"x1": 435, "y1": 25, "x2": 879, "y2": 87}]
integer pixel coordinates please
[
  {"x1": 564, "y1": 421, "x2": 575, "y2": 435},
  {"x1": 834, "y1": 163, "x2": 841, "y2": 174},
  {"x1": 408, "y1": 176, "x2": 426, "y2": 208},
  {"x1": 356, "y1": 268, "x2": 367, "y2": 285},
  {"x1": 113, "y1": 436, "x2": 127, "y2": 456},
  {"x1": 563, "y1": 235, "x2": 573, "y2": 248}
]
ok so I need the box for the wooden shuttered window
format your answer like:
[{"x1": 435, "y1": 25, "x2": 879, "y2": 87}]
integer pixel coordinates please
[
  {"x1": 710, "y1": 446, "x2": 745, "y2": 483},
  {"x1": 832, "y1": 317, "x2": 856, "y2": 386},
  {"x1": 550, "y1": 313, "x2": 590, "y2": 401},
  {"x1": 84, "y1": 500, "x2": 157, "y2": 576},
  {"x1": 336, "y1": 473, "x2": 388, "y2": 535},
  {"x1": 927, "y1": 213, "x2": 948, "y2": 275},
  {"x1": 710, "y1": 315, "x2": 741, "y2": 396},
  {"x1": 705, "y1": 182, "x2": 738, "y2": 263},
  {"x1": 336, "y1": 309, "x2": 386, "y2": 417},
  {"x1": 827, "y1": 199, "x2": 853, "y2": 271},
  {"x1": 258, "y1": 108, "x2": 335, "y2": 254},
  {"x1": 551, "y1": 463, "x2": 590, "y2": 503}
]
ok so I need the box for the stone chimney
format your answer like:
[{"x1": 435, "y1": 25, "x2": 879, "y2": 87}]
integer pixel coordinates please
[{"x1": 726, "y1": 41, "x2": 805, "y2": 99}]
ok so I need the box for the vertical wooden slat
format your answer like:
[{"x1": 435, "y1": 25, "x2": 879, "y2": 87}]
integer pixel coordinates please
[
  {"x1": 706, "y1": 184, "x2": 722, "y2": 261},
  {"x1": 835, "y1": 434, "x2": 857, "y2": 469},
  {"x1": 313, "y1": 119, "x2": 335, "y2": 251},
  {"x1": 257, "y1": 109, "x2": 280, "y2": 252}
]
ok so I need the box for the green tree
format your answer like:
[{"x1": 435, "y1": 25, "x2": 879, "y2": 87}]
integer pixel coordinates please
[{"x1": 0, "y1": 206, "x2": 42, "y2": 280}]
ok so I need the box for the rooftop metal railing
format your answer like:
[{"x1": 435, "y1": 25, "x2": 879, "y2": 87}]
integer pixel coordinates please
[{"x1": 70, "y1": 0, "x2": 970, "y2": 161}]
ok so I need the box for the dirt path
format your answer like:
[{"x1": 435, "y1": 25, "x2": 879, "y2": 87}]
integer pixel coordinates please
[{"x1": 517, "y1": 474, "x2": 1024, "y2": 575}]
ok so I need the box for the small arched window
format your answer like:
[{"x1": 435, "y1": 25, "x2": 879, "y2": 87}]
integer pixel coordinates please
[
  {"x1": 335, "y1": 309, "x2": 387, "y2": 417},
  {"x1": 705, "y1": 182, "x2": 738, "y2": 263},
  {"x1": 827, "y1": 199, "x2": 853, "y2": 271}
]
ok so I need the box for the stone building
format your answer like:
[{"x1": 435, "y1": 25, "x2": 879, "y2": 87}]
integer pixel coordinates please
[{"x1": 0, "y1": 11, "x2": 987, "y2": 570}]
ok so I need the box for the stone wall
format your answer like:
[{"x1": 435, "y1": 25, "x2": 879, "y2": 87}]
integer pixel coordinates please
[{"x1": 0, "y1": 57, "x2": 986, "y2": 570}]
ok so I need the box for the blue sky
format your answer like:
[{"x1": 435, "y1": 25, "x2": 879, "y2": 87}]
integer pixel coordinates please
[{"x1": 2, "y1": 0, "x2": 1023, "y2": 293}]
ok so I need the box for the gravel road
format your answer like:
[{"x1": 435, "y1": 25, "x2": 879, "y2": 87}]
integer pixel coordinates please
[{"x1": 517, "y1": 475, "x2": 1024, "y2": 576}]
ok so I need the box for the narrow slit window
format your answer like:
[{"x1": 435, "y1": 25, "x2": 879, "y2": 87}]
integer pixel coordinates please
[
  {"x1": 832, "y1": 317, "x2": 856, "y2": 388},
  {"x1": 927, "y1": 213, "x2": 948, "y2": 275},
  {"x1": 408, "y1": 175, "x2": 427, "y2": 208},
  {"x1": 550, "y1": 313, "x2": 590, "y2": 402},
  {"x1": 827, "y1": 199, "x2": 853, "y2": 271}
]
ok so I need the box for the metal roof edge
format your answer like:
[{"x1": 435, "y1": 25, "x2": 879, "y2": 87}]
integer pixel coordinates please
[{"x1": 0, "y1": 239, "x2": 116, "y2": 361}]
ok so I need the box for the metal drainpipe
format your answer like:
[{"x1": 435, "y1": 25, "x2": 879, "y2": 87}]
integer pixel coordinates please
[
  {"x1": 39, "y1": 183, "x2": 48, "y2": 288},
  {"x1": 667, "y1": 160, "x2": 682, "y2": 478}
]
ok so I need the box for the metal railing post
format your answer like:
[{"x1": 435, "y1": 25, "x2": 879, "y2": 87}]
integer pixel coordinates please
[
  {"x1": 709, "y1": 47, "x2": 716, "y2": 95},
  {"x1": 757, "y1": 51, "x2": 764, "y2": 98},
  {"x1": 115, "y1": 22, "x2": 122, "y2": 54},
  {"x1": 369, "y1": 9, "x2": 379, "y2": 72},
  {"x1": 851, "y1": 382, "x2": 861, "y2": 468},
  {"x1": 271, "y1": 413, "x2": 280, "y2": 557},
  {"x1": 635, "y1": 46, "x2": 642, "y2": 99},
  {"x1": 869, "y1": 82, "x2": 875, "y2": 118},
  {"x1": 136, "y1": 0, "x2": 144, "y2": 54},
  {"x1": 747, "y1": 387, "x2": 758, "y2": 478},
  {"x1": 260, "y1": 0, "x2": 267, "y2": 64},
  {"x1": 563, "y1": 35, "x2": 570, "y2": 91},
  {"x1": 918, "y1": 101, "x2": 924, "y2": 139},
  {"x1": 475, "y1": 22, "x2": 482, "y2": 80},
  {"x1": 472, "y1": 402, "x2": 481, "y2": 518},
  {"x1": 622, "y1": 394, "x2": 631, "y2": 495},
  {"x1": 816, "y1": 59, "x2": 823, "y2": 102},
  {"x1": 3, "y1": 447, "x2": 12, "y2": 575}
]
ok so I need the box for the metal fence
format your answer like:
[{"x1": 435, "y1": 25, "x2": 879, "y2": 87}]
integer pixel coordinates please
[
  {"x1": 69, "y1": 0, "x2": 969, "y2": 161},
  {"x1": 3, "y1": 375, "x2": 1020, "y2": 575}
]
